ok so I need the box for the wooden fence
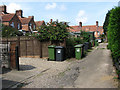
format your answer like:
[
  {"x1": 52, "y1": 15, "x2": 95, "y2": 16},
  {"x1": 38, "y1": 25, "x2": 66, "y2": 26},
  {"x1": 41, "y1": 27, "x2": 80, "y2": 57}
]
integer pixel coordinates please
[{"x1": 2, "y1": 36, "x2": 66, "y2": 58}]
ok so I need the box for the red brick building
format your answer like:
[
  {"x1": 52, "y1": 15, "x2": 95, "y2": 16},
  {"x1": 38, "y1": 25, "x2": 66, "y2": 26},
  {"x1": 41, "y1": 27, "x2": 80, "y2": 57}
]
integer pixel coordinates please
[
  {"x1": 69, "y1": 21, "x2": 104, "y2": 39},
  {"x1": 0, "y1": 5, "x2": 36, "y2": 33},
  {"x1": 1, "y1": 5, "x2": 22, "y2": 30},
  {"x1": 16, "y1": 10, "x2": 36, "y2": 33},
  {"x1": 35, "y1": 21, "x2": 45, "y2": 27}
]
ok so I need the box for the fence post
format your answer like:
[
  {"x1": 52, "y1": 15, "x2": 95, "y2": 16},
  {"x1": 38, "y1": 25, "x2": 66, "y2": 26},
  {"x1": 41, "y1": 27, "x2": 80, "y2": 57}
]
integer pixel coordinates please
[
  {"x1": 40, "y1": 41, "x2": 42, "y2": 58},
  {"x1": 26, "y1": 40, "x2": 27, "y2": 57},
  {"x1": 32, "y1": 39, "x2": 34, "y2": 57},
  {"x1": 15, "y1": 46, "x2": 19, "y2": 70},
  {"x1": 17, "y1": 36, "x2": 20, "y2": 57}
]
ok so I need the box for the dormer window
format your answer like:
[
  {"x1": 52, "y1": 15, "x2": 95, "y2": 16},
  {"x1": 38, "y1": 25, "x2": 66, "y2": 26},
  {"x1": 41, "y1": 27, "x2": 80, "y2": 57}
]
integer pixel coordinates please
[
  {"x1": 29, "y1": 23, "x2": 32, "y2": 26},
  {"x1": 10, "y1": 22, "x2": 14, "y2": 28}
]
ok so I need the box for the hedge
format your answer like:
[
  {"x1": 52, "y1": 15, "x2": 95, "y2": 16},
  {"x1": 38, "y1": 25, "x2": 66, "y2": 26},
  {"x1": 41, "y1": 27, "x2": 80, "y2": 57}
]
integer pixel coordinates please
[{"x1": 107, "y1": 7, "x2": 120, "y2": 60}]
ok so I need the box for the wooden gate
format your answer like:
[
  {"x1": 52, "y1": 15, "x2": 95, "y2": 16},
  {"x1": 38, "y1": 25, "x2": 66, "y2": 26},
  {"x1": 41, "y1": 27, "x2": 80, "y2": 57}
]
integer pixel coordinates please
[{"x1": 10, "y1": 42, "x2": 19, "y2": 70}]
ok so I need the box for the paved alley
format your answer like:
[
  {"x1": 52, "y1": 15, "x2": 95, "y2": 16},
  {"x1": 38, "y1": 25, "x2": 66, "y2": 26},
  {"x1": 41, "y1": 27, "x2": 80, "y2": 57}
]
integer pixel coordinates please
[
  {"x1": 22, "y1": 43, "x2": 118, "y2": 88},
  {"x1": 2, "y1": 43, "x2": 118, "y2": 88}
]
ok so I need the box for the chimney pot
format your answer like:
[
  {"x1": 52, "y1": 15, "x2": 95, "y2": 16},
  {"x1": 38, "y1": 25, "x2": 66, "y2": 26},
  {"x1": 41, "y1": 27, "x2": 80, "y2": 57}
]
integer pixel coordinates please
[
  {"x1": 16, "y1": 10, "x2": 23, "y2": 18},
  {"x1": 79, "y1": 22, "x2": 82, "y2": 27},
  {"x1": 50, "y1": 19, "x2": 53, "y2": 23},
  {"x1": 96, "y1": 21, "x2": 98, "y2": 26},
  {"x1": 0, "y1": 5, "x2": 7, "y2": 14}
]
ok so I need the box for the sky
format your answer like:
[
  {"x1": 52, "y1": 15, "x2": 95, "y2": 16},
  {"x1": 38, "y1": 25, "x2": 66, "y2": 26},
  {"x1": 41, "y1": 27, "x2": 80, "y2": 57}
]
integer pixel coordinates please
[{"x1": 0, "y1": 0, "x2": 119, "y2": 26}]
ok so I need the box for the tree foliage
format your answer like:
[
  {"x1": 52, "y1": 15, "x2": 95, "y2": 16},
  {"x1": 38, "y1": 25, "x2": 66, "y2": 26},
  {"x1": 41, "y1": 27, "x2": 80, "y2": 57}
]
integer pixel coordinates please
[
  {"x1": 80, "y1": 31, "x2": 90, "y2": 43},
  {"x1": 103, "y1": 10, "x2": 111, "y2": 35},
  {"x1": 33, "y1": 20, "x2": 69, "y2": 42},
  {"x1": 2, "y1": 24, "x2": 23, "y2": 37},
  {"x1": 107, "y1": 7, "x2": 120, "y2": 59}
]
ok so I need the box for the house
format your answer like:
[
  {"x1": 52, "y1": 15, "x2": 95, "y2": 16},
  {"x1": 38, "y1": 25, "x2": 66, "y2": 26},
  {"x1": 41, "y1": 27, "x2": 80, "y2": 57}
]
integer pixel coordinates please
[
  {"x1": 35, "y1": 20, "x2": 45, "y2": 27},
  {"x1": 1, "y1": 5, "x2": 22, "y2": 30},
  {"x1": 0, "y1": 5, "x2": 36, "y2": 33},
  {"x1": 69, "y1": 21, "x2": 104, "y2": 39},
  {"x1": 15, "y1": 10, "x2": 36, "y2": 33}
]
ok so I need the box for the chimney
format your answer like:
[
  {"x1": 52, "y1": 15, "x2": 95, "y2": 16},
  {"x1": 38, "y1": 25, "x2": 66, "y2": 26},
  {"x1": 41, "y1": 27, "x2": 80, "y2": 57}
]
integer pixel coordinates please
[
  {"x1": 28, "y1": 16, "x2": 34, "y2": 19},
  {"x1": 16, "y1": 10, "x2": 23, "y2": 18},
  {"x1": 0, "y1": 5, "x2": 7, "y2": 14},
  {"x1": 79, "y1": 22, "x2": 82, "y2": 27},
  {"x1": 50, "y1": 19, "x2": 53, "y2": 23},
  {"x1": 96, "y1": 21, "x2": 98, "y2": 27}
]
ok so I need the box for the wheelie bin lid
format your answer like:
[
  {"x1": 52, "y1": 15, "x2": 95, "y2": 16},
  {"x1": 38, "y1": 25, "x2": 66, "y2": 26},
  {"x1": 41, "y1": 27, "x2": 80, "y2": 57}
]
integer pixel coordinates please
[
  {"x1": 48, "y1": 45, "x2": 56, "y2": 48},
  {"x1": 55, "y1": 46, "x2": 64, "y2": 49},
  {"x1": 74, "y1": 44, "x2": 83, "y2": 48}
]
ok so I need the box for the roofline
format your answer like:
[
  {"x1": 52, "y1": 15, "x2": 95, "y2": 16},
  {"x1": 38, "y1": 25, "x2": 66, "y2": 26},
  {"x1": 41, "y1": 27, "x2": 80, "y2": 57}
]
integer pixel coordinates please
[{"x1": 9, "y1": 14, "x2": 16, "y2": 22}]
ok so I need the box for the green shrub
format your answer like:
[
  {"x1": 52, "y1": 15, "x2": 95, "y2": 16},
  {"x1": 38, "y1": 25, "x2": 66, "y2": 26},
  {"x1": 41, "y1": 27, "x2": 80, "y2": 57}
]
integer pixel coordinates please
[
  {"x1": 74, "y1": 37, "x2": 83, "y2": 45},
  {"x1": 80, "y1": 31, "x2": 90, "y2": 43},
  {"x1": 107, "y1": 7, "x2": 120, "y2": 60},
  {"x1": 66, "y1": 37, "x2": 83, "y2": 58},
  {"x1": 2, "y1": 24, "x2": 23, "y2": 37},
  {"x1": 34, "y1": 20, "x2": 69, "y2": 42}
]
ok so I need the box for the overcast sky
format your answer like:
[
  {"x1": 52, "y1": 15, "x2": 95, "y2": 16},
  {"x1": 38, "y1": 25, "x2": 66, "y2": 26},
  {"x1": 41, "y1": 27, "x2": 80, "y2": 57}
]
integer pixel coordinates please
[{"x1": 0, "y1": 1, "x2": 119, "y2": 26}]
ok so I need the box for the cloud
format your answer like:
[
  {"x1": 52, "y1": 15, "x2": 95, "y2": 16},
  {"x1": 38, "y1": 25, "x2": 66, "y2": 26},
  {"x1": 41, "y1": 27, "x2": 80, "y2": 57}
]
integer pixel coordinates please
[
  {"x1": 7, "y1": 3, "x2": 21, "y2": 13},
  {"x1": 45, "y1": 3, "x2": 57, "y2": 10},
  {"x1": 59, "y1": 5, "x2": 67, "y2": 11},
  {"x1": 75, "y1": 10, "x2": 88, "y2": 24}
]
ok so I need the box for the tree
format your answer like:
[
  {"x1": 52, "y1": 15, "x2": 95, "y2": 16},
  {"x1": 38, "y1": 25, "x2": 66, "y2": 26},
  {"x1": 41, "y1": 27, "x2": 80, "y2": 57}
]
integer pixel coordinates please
[
  {"x1": 103, "y1": 10, "x2": 111, "y2": 35},
  {"x1": 107, "y1": 7, "x2": 120, "y2": 59},
  {"x1": 34, "y1": 20, "x2": 69, "y2": 42},
  {"x1": 80, "y1": 31, "x2": 90, "y2": 43},
  {"x1": 2, "y1": 24, "x2": 23, "y2": 37}
]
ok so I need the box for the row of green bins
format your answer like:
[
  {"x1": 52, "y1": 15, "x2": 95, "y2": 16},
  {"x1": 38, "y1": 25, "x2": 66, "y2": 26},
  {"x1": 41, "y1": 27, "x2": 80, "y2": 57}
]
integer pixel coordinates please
[
  {"x1": 48, "y1": 45, "x2": 64, "y2": 61},
  {"x1": 74, "y1": 44, "x2": 84, "y2": 60}
]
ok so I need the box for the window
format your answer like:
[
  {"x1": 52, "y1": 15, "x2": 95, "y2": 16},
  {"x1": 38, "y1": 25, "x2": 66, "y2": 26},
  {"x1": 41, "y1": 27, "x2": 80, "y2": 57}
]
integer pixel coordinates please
[
  {"x1": 29, "y1": 23, "x2": 32, "y2": 26},
  {"x1": 10, "y1": 22, "x2": 14, "y2": 28},
  {"x1": 18, "y1": 23, "x2": 20, "y2": 29}
]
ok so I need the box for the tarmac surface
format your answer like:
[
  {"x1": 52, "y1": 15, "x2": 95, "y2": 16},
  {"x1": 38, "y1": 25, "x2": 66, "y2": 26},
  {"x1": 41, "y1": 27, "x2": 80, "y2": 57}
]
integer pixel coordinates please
[{"x1": 2, "y1": 43, "x2": 118, "y2": 88}]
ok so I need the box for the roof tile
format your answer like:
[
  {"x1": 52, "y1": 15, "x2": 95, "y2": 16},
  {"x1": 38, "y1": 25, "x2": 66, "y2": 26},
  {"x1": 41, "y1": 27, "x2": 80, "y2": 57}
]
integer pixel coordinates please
[
  {"x1": 35, "y1": 21, "x2": 45, "y2": 27},
  {"x1": 1, "y1": 13, "x2": 15, "y2": 22},
  {"x1": 69, "y1": 25, "x2": 103, "y2": 34},
  {"x1": 19, "y1": 17, "x2": 32, "y2": 24}
]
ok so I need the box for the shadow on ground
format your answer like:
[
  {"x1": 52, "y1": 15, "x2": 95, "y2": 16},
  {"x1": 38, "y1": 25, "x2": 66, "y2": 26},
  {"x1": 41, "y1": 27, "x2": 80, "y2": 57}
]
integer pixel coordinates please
[
  {"x1": 2, "y1": 67, "x2": 11, "y2": 74},
  {"x1": 19, "y1": 65, "x2": 36, "y2": 71},
  {"x1": 2, "y1": 79, "x2": 30, "y2": 89}
]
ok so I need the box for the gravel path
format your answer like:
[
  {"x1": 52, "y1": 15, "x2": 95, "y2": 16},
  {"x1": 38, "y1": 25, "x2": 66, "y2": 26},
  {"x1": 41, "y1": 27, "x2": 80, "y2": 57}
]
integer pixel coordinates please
[{"x1": 19, "y1": 43, "x2": 118, "y2": 88}]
